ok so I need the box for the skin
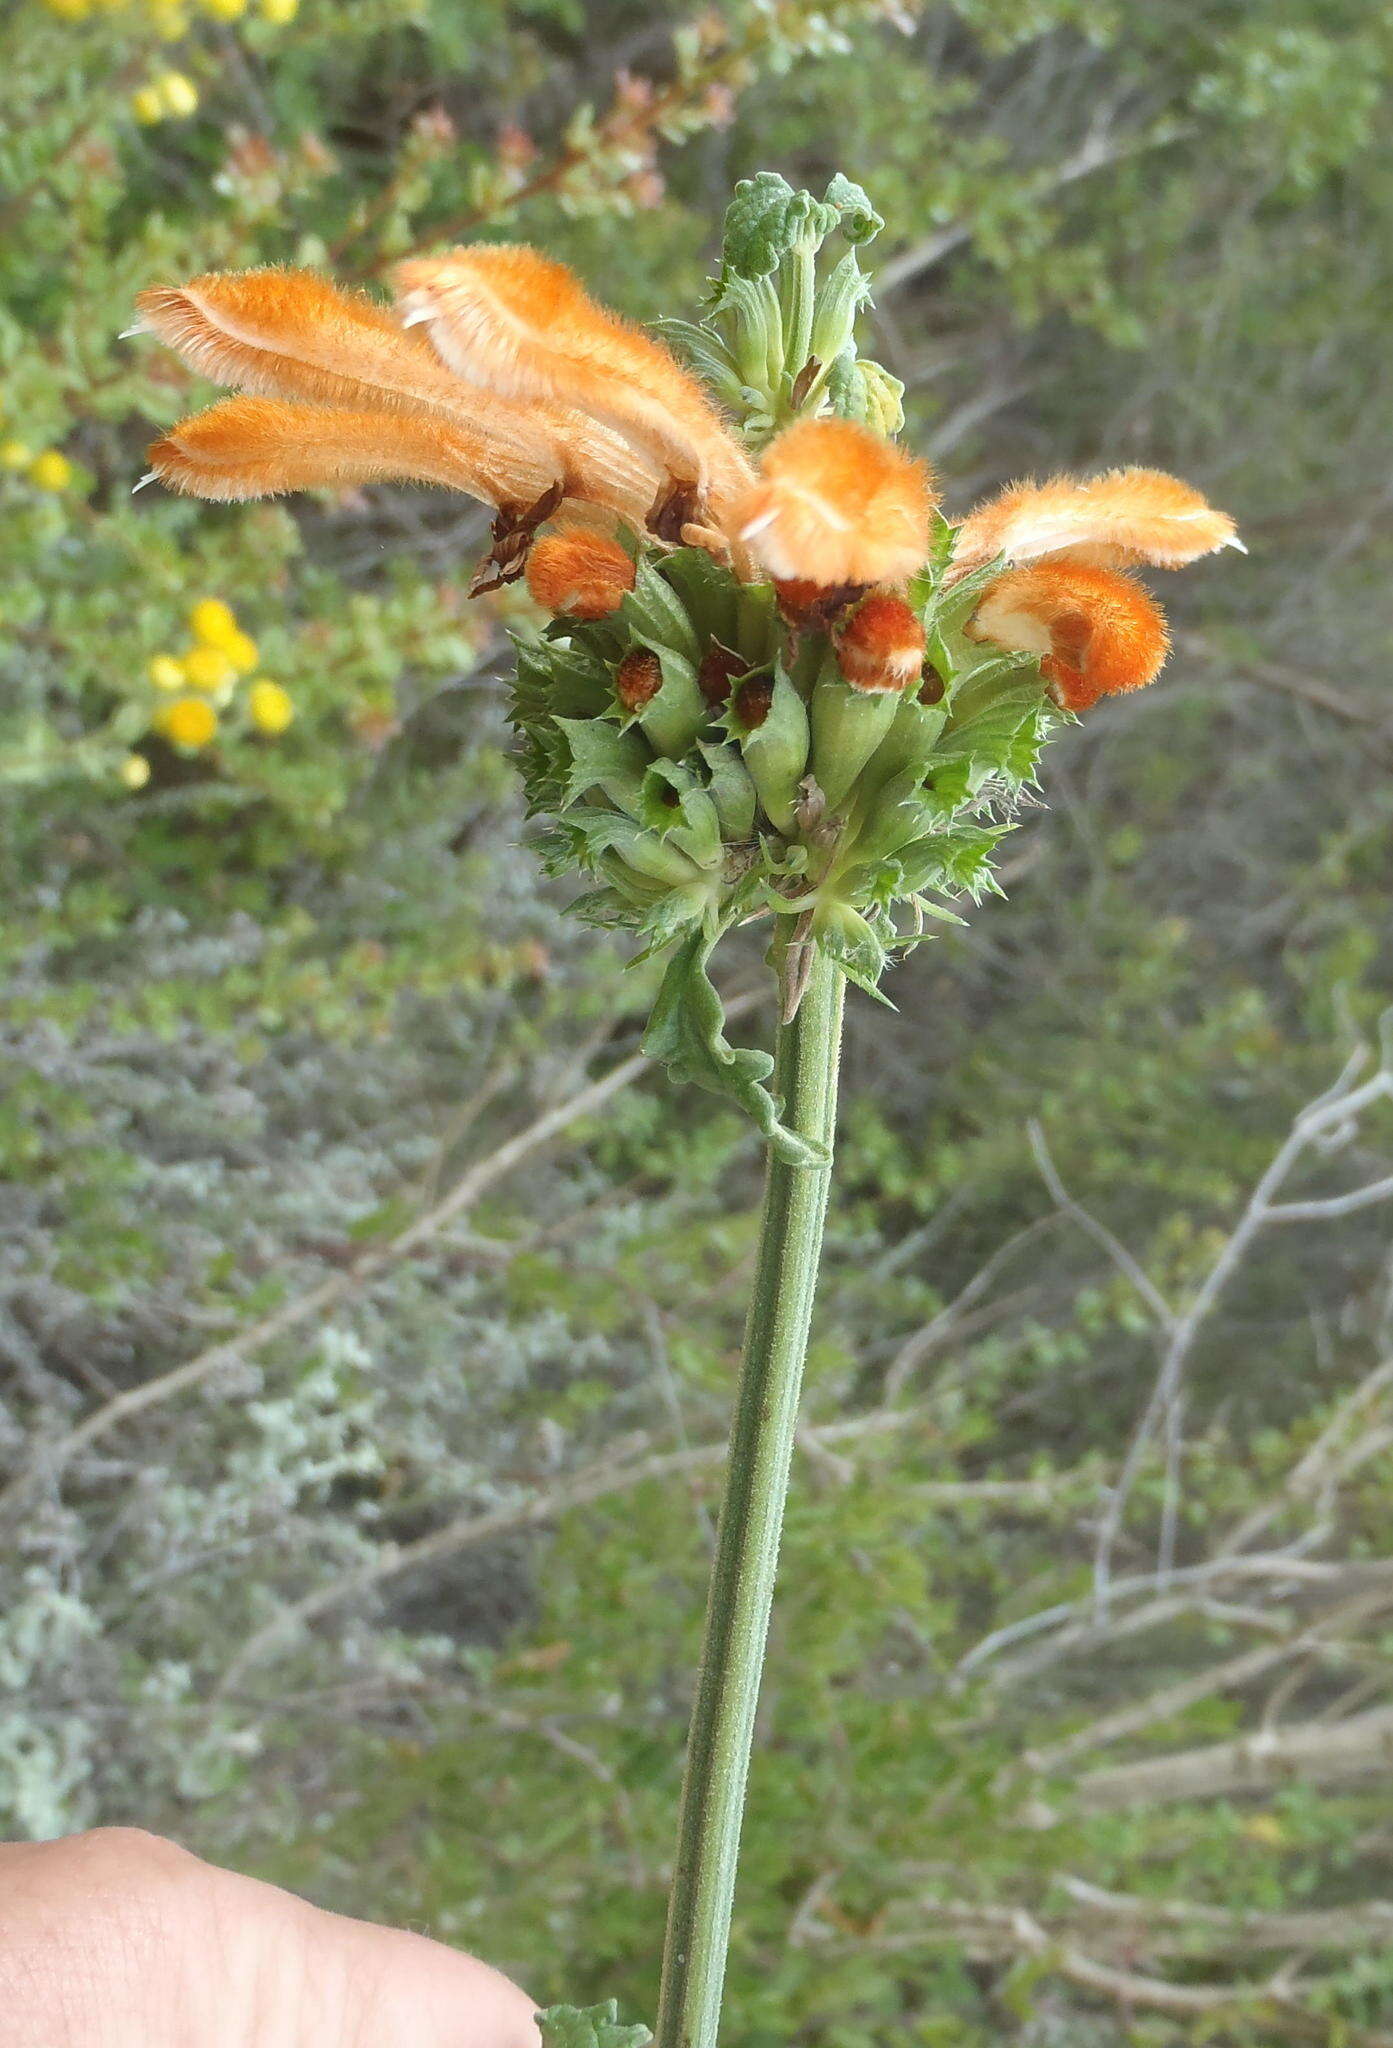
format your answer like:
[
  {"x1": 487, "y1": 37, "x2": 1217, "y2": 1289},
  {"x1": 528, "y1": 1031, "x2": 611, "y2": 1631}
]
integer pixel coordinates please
[{"x1": 0, "y1": 1829, "x2": 542, "y2": 2048}]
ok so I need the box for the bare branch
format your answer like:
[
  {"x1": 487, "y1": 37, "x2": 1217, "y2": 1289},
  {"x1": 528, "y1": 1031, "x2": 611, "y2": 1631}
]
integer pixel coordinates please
[{"x1": 1076, "y1": 1701, "x2": 1393, "y2": 1810}]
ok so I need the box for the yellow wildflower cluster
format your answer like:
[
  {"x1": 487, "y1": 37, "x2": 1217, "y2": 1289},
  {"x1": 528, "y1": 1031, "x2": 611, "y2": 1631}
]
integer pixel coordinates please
[
  {"x1": 131, "y1": 71, "x2": 198, "y2": 123},
  {"x1": 43, "y1": 0, "x2": 296, "y2": 24},
  {"x1": 1, "y1": 439, "x2": 75, "y2": 491},
  {"x1": 127, "y1": 596, "x2": 295, "y2": 784}
]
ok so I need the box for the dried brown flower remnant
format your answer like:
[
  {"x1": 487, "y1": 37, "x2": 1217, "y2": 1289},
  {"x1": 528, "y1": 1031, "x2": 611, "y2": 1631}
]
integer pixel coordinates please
[{"x1": 615, "y1": 648, "x2": 664, "y2": 713}]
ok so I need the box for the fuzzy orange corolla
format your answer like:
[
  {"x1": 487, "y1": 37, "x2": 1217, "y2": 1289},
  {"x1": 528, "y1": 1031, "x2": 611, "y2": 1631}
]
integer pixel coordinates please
[
  {"x1": 967, "y1": 562, "x2": 1170, "y2": 712},
  {"x1": 133, "y1": 265, "x2": 681, "y2": 536},
  {"x1": 951, "y1": 467, "x2": 1242, "y2": 579},
  {"x1": 836, "y1": 593, "x2": 926, "y2": 693},
  {"x1": 391, "y1": 245, "x2": 753, "y2": 520},
  {"x1": 737, "y1": 419, "x2": 936, "y2": 590},
  {"x1": 148, "y1": 396, "x2": 564, "y2": 507},
  {"x1": 526, "y1": 525, "x2": 636, "y2": 620}
]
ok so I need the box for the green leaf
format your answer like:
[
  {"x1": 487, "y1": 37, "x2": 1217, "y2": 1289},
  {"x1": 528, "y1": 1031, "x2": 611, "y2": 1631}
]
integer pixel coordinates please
[
  {"x1": 718, "y1": 172, "x2": 831, "y2": 281},
  {"x1": 535, "y1": 2001, "x2": 652, "y2": 2048},
  {"x1": 822, "y1": 172, "x2": 884, "y2": 244},
  {"x1": 642, "y1": 929, "x2": 827, "y2": 1167}
]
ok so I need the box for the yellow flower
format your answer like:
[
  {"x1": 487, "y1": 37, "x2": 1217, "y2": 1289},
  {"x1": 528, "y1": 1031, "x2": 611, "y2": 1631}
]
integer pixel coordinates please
[
  {"x1": 148, "y1": 653, "x2": 186, "y2": 692},
  {"x1": 224, "y1": 628, "x2": 259, "y2": 674},
  {"x1": 259, "y1": 0, "x2": 298, "y2": 20},
  {"x1": 189, "y1": 596, "x2": 239, "y2": 648},
  {"x1": 199, "y1": 0, "x2": 247, "y2": 18},
  {"x1": 156, "y1": 71, "x2": 200, "y2": 118},
  {"x1": 181, "y1": 645, "x2": 236, "y2": 693},
  {"x1": 43, "y1": 0, "x2": 93, "y2": 17},
  {"x1": 131, "y1": 85, "x2": 165, "y2": 125},
  {"x1": 148, "y1": 0, "x2": 188, "y2": 37},
  {"x1": 28, "y1": 450, "x2": 74, "y2": 493},
  {"x1": 1242, "y1": 1814, "x2": 1288, "y2": 1850},
  {"x1": 121, "y1": 753, "x2": 152, "y2": 790},
  {"x1": 1, "y1": 439, "x2": 33, "y2": 470},
  {"x1": 161, "y1": 695, "x2": 219, "y2": 749},
  {"x1": 247, "y1": 678, "x2": 294, "y2": 734}
]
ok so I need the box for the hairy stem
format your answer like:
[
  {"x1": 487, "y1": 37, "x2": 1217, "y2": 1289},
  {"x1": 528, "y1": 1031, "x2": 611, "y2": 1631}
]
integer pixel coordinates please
[{"x1": 653, "y1": 936, "x2": 845, "y2": 2048}]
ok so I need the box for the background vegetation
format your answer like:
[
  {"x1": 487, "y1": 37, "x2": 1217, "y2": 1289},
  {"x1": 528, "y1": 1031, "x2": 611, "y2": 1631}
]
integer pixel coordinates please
[{"x1": 5, "y1": 0, "x2": 1393, "y2": 2039}]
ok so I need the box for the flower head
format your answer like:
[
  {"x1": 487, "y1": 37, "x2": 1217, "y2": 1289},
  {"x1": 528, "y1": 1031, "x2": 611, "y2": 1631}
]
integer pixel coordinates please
[
  {"x1": 967, "y1": 562, "x2": 1169, "y2": 711},
  {"x1": 248, "y1": 679, "x2": 295, "y2": 734},
  {"x1": 736, "y1": 419, "x2": 936, "y2": 589},
  {"x1": 160, "y1": 695, "x2": 219, "y2": 748}
]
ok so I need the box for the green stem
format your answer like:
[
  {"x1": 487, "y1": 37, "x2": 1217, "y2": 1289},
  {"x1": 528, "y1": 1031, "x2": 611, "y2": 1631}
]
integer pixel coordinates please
[{"x1": 653, "y1": 937, "x2": 845, "y2": 2048}]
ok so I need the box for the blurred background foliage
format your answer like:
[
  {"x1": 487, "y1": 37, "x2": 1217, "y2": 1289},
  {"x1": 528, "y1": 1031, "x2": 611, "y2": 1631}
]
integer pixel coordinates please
[{"x1": 5, "y1": 0, "x2": 1393, "y2": 2040}]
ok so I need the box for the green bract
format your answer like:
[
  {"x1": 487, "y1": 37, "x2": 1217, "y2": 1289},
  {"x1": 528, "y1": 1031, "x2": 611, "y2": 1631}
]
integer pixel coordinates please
[{"x1": 511, "y1": 175, "x2": 1056, "y2": 1162}]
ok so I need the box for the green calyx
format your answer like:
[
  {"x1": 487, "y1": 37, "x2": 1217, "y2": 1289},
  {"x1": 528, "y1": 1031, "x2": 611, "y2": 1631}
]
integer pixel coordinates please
[{"x1": 510, "y1": 536, "x2": 1050, "y2": 1148}]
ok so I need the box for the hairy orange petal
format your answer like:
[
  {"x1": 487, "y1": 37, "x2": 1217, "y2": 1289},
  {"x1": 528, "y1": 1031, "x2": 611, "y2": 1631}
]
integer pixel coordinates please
[
  {"x1": 392, "y1": 245, "x2": 753, "y2": 511},
  {"x1": 525, "y1": 525, "x2": 636, "y2": 619},
  {"x1": 145, "y1": 396, "x2": 561, "y2": 507},
  {"x1": 133, "y1": 269, "x2": 487, "y2": 418},
  {"x1": 967, "y1": 562, "x2": 1169, "y2": 711},
  {"x1": 951, "y1": 467, "x2": 1241, "y2": 578},
  {"x1": 736, "y1": 419, "x2": 935, "y2": 589}
]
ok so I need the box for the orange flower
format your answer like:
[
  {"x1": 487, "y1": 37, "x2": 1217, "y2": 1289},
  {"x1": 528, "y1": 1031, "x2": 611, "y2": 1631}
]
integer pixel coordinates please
[
  {"x1": 967, "y1": 563, "x2": 1169, "y2": 712},
  {"x1": 392, "y1": 245, "x2": 753, "y2": 516},
  {"x1": 951, "y1": 467, "x2": 1242, "y2": 578},
  {"x1": 526, "y1": 525, "x2": 636, "y2": 619},
  {"x1": 133, "y1": 266, "x2": 667, "y2": 531},
  {"x1": 736, "y1": 419, "x2": 936, "y2": 589},
  {"x1": 835, "y1": 593, "x2": 925, "y2": 693},
  {"x1": 146, "y1": 396, "x2": 561, "y2": 508}
]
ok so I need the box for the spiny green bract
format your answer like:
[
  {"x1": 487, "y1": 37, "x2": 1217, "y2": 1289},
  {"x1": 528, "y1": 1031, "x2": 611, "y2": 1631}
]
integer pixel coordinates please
[{"x1": 512, "y1": 538, "x2": 1047, "y2": 1161}]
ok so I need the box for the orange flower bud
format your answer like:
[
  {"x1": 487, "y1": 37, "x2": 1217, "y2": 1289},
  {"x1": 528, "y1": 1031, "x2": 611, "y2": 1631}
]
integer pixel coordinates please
[
  {"x1": 615, "y1": 648, "x2": 663, "y2": 714},
  {"x1": 835, "y1": 593, "x2": 925, "y2": 693},
  {"x1": 951, "y1": 467, "x2": 1242, "y2": 579},
  {"x1": 736, "y1": 419, "x2": 935, "y2": 590},
  {"x1": 968, "y1": 563, "x2": 1169, "y2": 712},
  {"x1": 525, "y1": 526, "x2": 636, "y2": 619}
]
